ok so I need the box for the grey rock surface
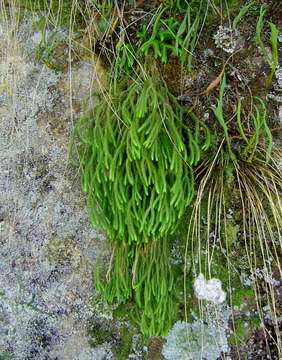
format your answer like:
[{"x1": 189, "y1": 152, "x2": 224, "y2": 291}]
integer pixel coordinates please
[
  {"x1": 162, "y1": 304, "x2": 231, "y2": 360},
  {"x1": 0, "y1": 15, "x2": 112, "y2": 360}
]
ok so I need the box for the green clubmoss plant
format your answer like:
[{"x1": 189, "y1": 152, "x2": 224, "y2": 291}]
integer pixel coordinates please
[
  {"x1": 73, "y1": 69, "x2": 211, "y2": 336},
  {"x1": 137, "y1": 5, "x2": 201, "y2": 70}
]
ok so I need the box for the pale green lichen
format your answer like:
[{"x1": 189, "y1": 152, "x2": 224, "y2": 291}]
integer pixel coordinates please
[{"x1": 162, "y1": 304, "x2": 231, "y2": 360}]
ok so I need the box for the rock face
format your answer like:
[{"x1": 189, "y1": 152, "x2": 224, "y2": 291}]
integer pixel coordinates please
[
  {"x1": 162, "y1": 304, "x2": 231, "y2": 360},
  {"x1": 0, "y1": 14, "x2": 113, "y2": 360}
]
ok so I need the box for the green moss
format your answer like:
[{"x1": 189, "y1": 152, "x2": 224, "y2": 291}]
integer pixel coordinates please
[
  {"x1": 0, "y1": 353, "x2": 12, "y2": 360},
  {"x1": 250, "y1": 316, "x2": 262, "y2": 330},
  {"x1": 112, "y1": 303, "x2": 147, "y2": 359},
  {"x1": 208, "y1": 255, "x2": 241, "y2": 289},
  {"x1": 113, "y1": 302, "x2": 134, "y2": 320},
  {"x1": 89, "y1": 316, "x2": 146, "y2": 360},
  {"x1": 112, "y1": 325, "x2": 135, "y2": 360},
  {"x1": 229, "y1": 315, "x2": 261, "y2": 346},
  {"x1": 231, "y1": 287, "x2": 255, "y2": 308},
  {"x1": 88, "y1": 318, "x2": 116, "y2": 347},
  {"x1": 223, "y1": 221, "x2": 239, "y2": 247},
  {"x1": 229, "y1": 318, "x2": 247, "y2": 345}
]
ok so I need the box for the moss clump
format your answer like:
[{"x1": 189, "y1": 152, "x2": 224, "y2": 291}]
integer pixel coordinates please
[
  {"x1": 113, "y1": 302, "x2": 133, "y2": 320},
  {"x1": 0, "y1": 353, "x2": 12, "y2": 360},
  {"x1": 229, "y1": 318, "x2": 247, "y2": 345},
  {"x1": 112, "y1": 303, "x2": 147, "y2": 360},
  {"x1": 112, "y1": 326, "x2": 136, "y2": 360},
  {"x1": 231, "y1": 287, "x2": 255, "y2": 308},
  {"x1": 223, "y1": 221, "x2": 239, "y2": 247},
  {"x1": 229, "y1": 315, "x2": 261, "y2": 346},
  {"x1": 88, "y1": 318, "x2": 116, "y2": 347},
  {"x1": 89, "y1": 304, "x2": 147, "y2": 360},
  {"x1": 250, "y1": 316, "x2": 262, "y2": 331}
]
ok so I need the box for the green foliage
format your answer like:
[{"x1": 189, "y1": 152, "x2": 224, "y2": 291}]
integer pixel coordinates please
[
  {"x1": 137, "y1": 6, "x2": 201, "y2": 70},
  {"x1": 132, "y1": 239, "x2": 177, "y2": 336},
  {"x1": 112, "y1": 325, "x2": 136, "y2": 360},
  {"x1": 232, "y1": 287, "x2": 255, "y2": 307},
  {"x1": 91, "y1": 0, "x2": 113, "y2": 36},
  {"x1": 138, "y1": 15, "x2": 180, "y2": 65},
  {"x1": 255, "y1": 5, "x2": 279, "y2": 84},
  {"x1": 0, "y1": 353, "x2": 12, "y2": 360},
  {"x1": 250, "y1": 316, "x2": 261, "y2": 330},
  {"x1": 239, "y1": 97, "x2": 272, "y2": 162},
  {"x1": 113, "y1": 40, "x2": 136, "y2": 78},
  {"x1": 232, "y1": 0, "x2": 255, "y2": 29},
  {"x1": 91, "y1": 0, "x2": 113, "y2": 15},
  {"x1": 33, "y1": 16, "x2": 62, "y2": 69},
  {"x1": 255, "y1": 5, "x2": 269, "y2": 60},
  {"x1": 68, "y1": 0, "x2": 280, "y2": 342},
  {"x1": 74, "y1": 69, "x2": 211, "y2": 336},
  {"x1": 229, "y1": 318, "x2": 247, "y2": 345},
  {"x1": 95, "y1": 243, "x2": 132, "y2": 304},
  {"x1": 72, "y1": 5, "x2": 212, "y2": 330},
  {"x1": 229, "y1": 315, "x2": 261, "y2": 345},
  {"x1": 223, "y1": 221, "x2": 239, "y2": 247},
  {"x1": 95, "y1": 239, "x2": 178, "y2": 336},
  {"x1": 214, "y1": 76, "x2": 272, "y2": 164},
  {"x1": 75, "y1": 75, "x2": 209, "y2": 244},
  {"x1": 88, "y1": 319, "x2": 114, "y2": 347},
  {"x1": 213, "y1": 75, "x2": 236, "y2": 161},
  {"x1": 164, "y1": 0, "x2": 189, "y2": 12},
  {"x1": 186, "y1": 74, "x2": 280, "y2": 336},
  {"x1": 269, "y1": 22, "x2": 279, "y2": 80}
]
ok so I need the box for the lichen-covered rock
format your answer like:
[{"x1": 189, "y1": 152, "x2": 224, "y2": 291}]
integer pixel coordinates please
[
  {"x1": 0, "y1": 12, "x2": 113, "y2": 360},
  {"x1": 213, "y1": 26, "x2": 243, "y2": 54},
  {"x1": 162, "y1": 304, "x2": 231, "y2": 360}
]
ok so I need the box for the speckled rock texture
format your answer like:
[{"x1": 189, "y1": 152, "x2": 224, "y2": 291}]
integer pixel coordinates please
[
  {"x1": 162, "y1": 304, "x2": 231, "y2": 360},
  {"x1": 0, "y1": 15, "x2": 114, "y2": 360}
]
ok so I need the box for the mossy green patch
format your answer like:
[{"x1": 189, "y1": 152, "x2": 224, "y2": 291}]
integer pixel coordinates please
[
  {"x1": 113, "y1": 302, "x2": 134, "y2": 321},
  {"x1": 229, "y1": 318, "x2": 247, "y2": 345},
  {"x1": 250, "y1": 315, "x2": 261, "y2": 330},
  {"x1": 112, "y1": 303, "x2": 147, "y2": 359},
  {"x1": 229, "y1": 315, "x2": 261, "y2": 346},
  {"x1": 88, "y1": 318, "x2": 116, "y2": 347},
  {"x1": 112, "y1": 325, "x2": 136, "y2": 360},
  {"x1": 211, "y1": 0, "x2": 260, "y2": 23},
  {"x1": 0, "y1": 353, "x2": 12, "y2": 360},
  {"x1": 223, "y1": 221, "x2": 239, "y2": 247},
  {"x1": 231, "y1": 287, "x2": 255, "y2": 308},
  {"x1": 89, "y1": 297, "x2": 145, "y2": 358}
]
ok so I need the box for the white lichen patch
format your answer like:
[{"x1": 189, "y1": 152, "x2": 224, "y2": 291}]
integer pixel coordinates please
[
  {"x1": 162, "y1": 304, "x2": 231, "y2": 360},
  {"x1": 275, "y1": 67, "x2": 282, "y2": 90},
  {"x1": 194, "y1": 273, "x2": 226, "y2": 304},
  {"x1": 267, "y1": 66, "x2": 282, "y2": 124},
  {"x1": 214, "y1": 26, "x2": 242, "y2": 54},
  {"x1": 241, "y1": 268, "x2": 281, "y2": 288}
]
